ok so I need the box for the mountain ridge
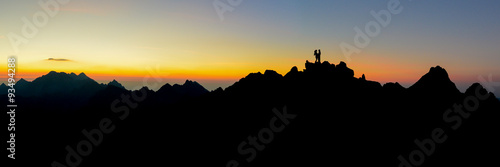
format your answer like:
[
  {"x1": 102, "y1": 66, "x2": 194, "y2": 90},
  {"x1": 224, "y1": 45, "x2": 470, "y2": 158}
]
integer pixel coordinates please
[
  {"x1": 3, "y1": 60, "x2": 499, "y2": 167},
  {"x1": 0, "y1": 62, "x2": 497, "y2": 101}
]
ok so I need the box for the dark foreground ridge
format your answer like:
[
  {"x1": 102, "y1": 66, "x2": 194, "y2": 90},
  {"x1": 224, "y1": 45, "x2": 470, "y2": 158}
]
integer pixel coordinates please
[{"x1": 3, "y1": 61, "x2": 499, "y2": 166}]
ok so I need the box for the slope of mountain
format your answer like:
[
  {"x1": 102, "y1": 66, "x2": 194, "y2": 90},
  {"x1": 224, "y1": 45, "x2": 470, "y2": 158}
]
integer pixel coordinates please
[
  {"x1": 188, "y1": 62, "x2": 498, "y2": 166},
  {"x1": 0, "y1": 83, "x2": 7, "y2": 93},
  {"x1": 15, "y1": 71, "x2": 102, "y2": 97},
  {"x1": 159, "y1": 61, "x2": 498, "y2": 166},
  {"x1": 12, "y1": 78, "x2": 31, "y2": 95},
  {"x1": 108, "y1": 79, "x2": 126, "y2": 89},
  {"x1": 157, "y1": 80, "x2": 208, "y2": 96},
  {"x1": 409, "y1": 66, "x2": 462, "y2": 100},
  {"x1": 155, "y1": 80, "x2": 209, "y2": 104}
]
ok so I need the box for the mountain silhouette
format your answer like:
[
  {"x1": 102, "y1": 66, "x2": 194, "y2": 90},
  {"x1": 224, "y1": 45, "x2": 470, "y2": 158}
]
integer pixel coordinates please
[
  {"x1": 157, "y1": 80, "x2": 208, "y2": 96},
  {"x1": 3, "y1": 71, "x2": 210, "y2": 112},
  {"x1": 409, "y1": 66, "x2": 459, "y2": 93},
  {"x1": 408, "y1": 66, "x2": 462, "y2": 104},
  {"x1": 17, "y1": 71, "x2": 102, "y2": 98},
  {"x1": 0, "y1": 83, "x2": 8, "y2": 94},
  {"x1": 154, "y1": 80, "x2": 208, "y2": 104},
  {"x1": 4, "y1": 61, "x2": 499, "y2": 167},
  {"x1": 107, "y1": 79, "x2": 126, "y2": 89}
]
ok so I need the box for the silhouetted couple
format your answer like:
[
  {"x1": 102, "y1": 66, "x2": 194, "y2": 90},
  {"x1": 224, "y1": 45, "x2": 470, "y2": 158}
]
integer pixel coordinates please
[{"x1": 314, "y1": 49, "x2": 321, "y2": 63}]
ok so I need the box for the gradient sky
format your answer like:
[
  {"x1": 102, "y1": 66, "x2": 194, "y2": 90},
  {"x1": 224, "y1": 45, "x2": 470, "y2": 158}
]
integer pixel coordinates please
[{"x1": 1, "y1": 0, "x2": 499, "y2": 94}]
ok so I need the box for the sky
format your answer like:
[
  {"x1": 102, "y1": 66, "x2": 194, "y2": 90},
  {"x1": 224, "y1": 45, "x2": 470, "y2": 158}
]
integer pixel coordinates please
[{"x1": 1, "y1": 0, "x2": 499, "y2": 94}]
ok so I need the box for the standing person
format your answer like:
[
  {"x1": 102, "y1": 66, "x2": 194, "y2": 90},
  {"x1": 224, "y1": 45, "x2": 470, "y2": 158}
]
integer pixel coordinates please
[
  {"x1": 318, "y1": 49, "x2": 321, "y2": 63},
  {"x1": 314, "y1": 50, "x2": 318, "y2": 63}
]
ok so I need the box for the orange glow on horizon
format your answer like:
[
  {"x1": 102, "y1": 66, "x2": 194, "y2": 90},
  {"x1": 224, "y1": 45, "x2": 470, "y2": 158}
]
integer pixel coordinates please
[{"x1": 0, "y1": 59, "x2": 482, "y2": 91}]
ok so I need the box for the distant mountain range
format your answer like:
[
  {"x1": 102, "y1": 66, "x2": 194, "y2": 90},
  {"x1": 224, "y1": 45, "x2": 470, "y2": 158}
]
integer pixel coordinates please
[
  {"x1": 0, "y1": 71, "x2": 208, "y2": 109},
  {"x1": 4, "y1": 61, "x2": 499, "y2": 167}
]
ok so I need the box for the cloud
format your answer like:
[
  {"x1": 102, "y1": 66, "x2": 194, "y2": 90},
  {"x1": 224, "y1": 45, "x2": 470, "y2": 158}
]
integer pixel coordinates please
[
  {"x1": 0, "y1": 35, "x2": 4, "y2": 39},
  {"x1": 47, "y1": 58, "x2": 71, "y2": 62}
]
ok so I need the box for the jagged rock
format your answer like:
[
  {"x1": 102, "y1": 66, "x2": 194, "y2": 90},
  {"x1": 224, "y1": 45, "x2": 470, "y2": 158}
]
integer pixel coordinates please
[
  {"x1": 108, "y1": 79, "x2": 126, "y2": 89},
  {"x1": 284, "y1": 66, "x2": 299, "y2": 78},
  {"x1": 408, "y1": 66, "x2": 461, "y2": 98}
]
